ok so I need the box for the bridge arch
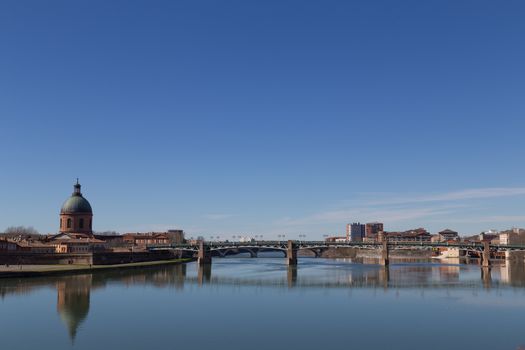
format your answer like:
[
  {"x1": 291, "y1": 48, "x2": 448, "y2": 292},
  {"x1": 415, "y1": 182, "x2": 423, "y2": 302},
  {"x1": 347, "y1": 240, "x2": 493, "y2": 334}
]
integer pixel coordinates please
[{"x1": 210, "y1": 246, "x2": 286, "y2": 258}]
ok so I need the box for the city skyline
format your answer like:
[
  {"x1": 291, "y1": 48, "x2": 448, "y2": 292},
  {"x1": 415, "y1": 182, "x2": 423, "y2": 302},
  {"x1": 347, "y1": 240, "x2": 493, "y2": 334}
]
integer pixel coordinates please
[
  {"x1": 3, "y1": 181, "x2": 525, "y2": 238},
  {"x1": 1, "y1": 1, "x2": 525, "y2": 237}
]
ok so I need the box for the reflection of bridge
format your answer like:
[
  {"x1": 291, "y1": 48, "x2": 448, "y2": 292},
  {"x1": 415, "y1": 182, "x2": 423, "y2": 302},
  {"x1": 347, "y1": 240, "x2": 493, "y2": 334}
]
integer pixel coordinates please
[
  {"x1": 3, "y1": 259, "x2": 525, "y2": 342},
  {"x1": 193, "y1": 263, "x2": 504, "y2": 290},
  {"x1": 148, "y1": 240, "x2": 525, "y2": 267}
]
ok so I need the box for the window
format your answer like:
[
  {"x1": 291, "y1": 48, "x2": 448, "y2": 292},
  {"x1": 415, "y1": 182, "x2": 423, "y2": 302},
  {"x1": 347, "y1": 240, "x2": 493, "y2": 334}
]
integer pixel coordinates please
[
  {"x1": 79, "y1": 218, "x2": 84, "y2": 229},
  {"x1": 67, "y1": 218, "x2": 72, "y2": 229},
  {"x1": 60, "y1": 219, "x2": 62, "y2": 228}
]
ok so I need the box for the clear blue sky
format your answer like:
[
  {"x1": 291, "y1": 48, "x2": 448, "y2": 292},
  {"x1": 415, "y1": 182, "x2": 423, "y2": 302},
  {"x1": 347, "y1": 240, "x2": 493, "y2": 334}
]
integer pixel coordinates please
[{"x1": 1, "y1": 0, "x2": 525, "y2": 238}]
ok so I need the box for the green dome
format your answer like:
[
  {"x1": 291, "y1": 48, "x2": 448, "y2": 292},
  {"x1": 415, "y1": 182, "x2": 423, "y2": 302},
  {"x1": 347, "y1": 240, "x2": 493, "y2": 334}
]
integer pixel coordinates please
[
  {"x1": 61, "y1": 182, "x2": 93, "y2": 214},
  {"x1": 61, "y1": 195, "x2": 92, "y2": 214}
]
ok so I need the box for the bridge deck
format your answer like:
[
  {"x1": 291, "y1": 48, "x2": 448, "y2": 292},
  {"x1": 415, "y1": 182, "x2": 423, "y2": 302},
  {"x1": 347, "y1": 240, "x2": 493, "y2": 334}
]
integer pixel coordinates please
[{"x1": 146, "y1": 240, "x2": 525, "y2": 252}]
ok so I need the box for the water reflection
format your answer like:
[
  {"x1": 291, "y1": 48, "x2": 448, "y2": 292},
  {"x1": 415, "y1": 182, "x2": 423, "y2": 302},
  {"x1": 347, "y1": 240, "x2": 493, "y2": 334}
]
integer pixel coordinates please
[
  {"x1": 0, "y1": 264, "x2": 188, "y2": 342},
  {"x1": 2, "y1": 259, "x2": 525, "y2": 342},
  {"x1": 197, "y1": 264, "x2": 212, "y2": 286},
  {"x1": 481, "y1": 267, "x2": 492, "y2": 289},
  {"x1": 56, "y1": 275, "x2": 91, "y2": 341},
  {"x1": 287, "y1": 265, "x2": 297, "y2": 288},
  {"x1": 500, "y1": 260, "x2": 525, "y2": 287}
]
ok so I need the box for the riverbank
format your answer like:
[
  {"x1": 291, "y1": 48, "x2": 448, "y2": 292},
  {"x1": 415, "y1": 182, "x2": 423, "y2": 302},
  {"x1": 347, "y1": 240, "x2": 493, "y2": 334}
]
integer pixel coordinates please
[
  {"x1": 0, "y1": 258, "x2": 195, "y2": 279},
  {"x1": 308, "y1": 247, "x2": 433, "y2": 259}
]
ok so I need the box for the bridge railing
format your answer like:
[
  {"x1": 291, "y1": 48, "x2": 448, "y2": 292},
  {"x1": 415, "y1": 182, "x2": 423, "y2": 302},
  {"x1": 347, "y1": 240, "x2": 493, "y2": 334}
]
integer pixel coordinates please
[{"x1": 145, "y1": 240, "x2": 525, "y2": 251}]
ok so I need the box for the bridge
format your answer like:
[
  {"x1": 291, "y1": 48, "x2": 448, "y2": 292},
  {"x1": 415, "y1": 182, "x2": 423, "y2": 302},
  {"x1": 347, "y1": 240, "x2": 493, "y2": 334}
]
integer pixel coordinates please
[{"x1": 147, "y1": 240, "x2": 525, "y2": 267}]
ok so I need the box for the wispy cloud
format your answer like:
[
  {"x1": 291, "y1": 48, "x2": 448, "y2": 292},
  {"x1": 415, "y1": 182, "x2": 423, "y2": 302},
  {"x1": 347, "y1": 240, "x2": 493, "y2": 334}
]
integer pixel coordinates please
[
  {"x1": 115, "y1": 223, "x2": 183, "y2": 233},
  {"x1": 116, "y1": 187, "x2": 525, "y2": 238},
  {"x1": 365, "y1": 187, "x2": 525, "y2": 206},
  {"x1": 427, "y1": 215, "x2": 525, "y2": 224},
  {"x1": 276, "y1": 206, "x2": 458, "y2": 226},
  {"x1": 204, "y1": 213, "x2": 235, "y2": 220},
  {"x1": 273, "y1": 187, "x2": 525, "y2": 235}
]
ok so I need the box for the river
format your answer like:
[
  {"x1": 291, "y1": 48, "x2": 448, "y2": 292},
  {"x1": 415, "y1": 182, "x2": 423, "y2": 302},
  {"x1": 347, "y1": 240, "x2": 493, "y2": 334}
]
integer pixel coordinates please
[{"x1": 1, "y1": 257, "x2": 525, "y2": 350}]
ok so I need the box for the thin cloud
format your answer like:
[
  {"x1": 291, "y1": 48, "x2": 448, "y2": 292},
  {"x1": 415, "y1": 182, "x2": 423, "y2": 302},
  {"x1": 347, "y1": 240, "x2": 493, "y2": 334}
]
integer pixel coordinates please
[
  {"x1": 427, "y1": 215, "x2": 525, "y2": 224},
  {"x1": 116, "y1": 223, "x2": 184, "y2": 232},
  {"x1": 276, "y1": 206, "x2": 456, "y2": 226},
  {"x1": 204, "y1": 213, "x2": 235, "y2": 220},
  {"x1": 366, "y1": 187, "x2": 525, "y2": 206}
]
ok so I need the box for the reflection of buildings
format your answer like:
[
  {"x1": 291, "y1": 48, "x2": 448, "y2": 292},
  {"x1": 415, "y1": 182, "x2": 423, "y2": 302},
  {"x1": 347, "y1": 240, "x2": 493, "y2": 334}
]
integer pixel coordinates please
[
  {"x1": 56, "y1": 275, "x2": 92, "y2": 341},
  {"x1": 436, "y1": 262, "x2": 460, "y2": 283},
  {"x1": 0, "y1": 264, "x2": 189, "y2": 342},
  {"x1": 500, "y1": 261, "x2": 525, "y2": 287}
]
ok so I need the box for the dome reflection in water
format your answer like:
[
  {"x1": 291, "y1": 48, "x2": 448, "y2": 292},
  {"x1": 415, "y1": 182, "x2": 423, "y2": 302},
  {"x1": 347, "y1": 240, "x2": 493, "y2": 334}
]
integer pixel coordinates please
[{"x1": 1, "y1": 259, "x2": 525, "y2": 350}]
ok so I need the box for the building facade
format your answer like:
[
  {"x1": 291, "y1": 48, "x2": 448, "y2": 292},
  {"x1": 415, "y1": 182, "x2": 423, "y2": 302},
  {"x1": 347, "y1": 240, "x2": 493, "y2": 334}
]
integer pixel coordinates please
[
  {"x1": 438, "y1": 229, "x2": 459, "y2": 242},
  {"x1": 166, "y1": 230, "x2": 185, "y2": 244},
  {"x1": 386, "y1": 228, "x2": 431, "y2": 243},
  {"x1": 365, "y1": 222, "x2": 384, "y2": 237},
  {"x1": 123, "y1": 233, "x2": 171, "y2": 246},
  {"x1": 348, "y1": 223, "x2": 366, "y2": 242}
]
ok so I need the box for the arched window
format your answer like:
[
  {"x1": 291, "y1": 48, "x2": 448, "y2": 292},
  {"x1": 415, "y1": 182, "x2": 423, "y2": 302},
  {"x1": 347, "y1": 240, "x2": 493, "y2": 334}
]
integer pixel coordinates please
[
  {"x1": 67, "y1": 218, "x2": 72, "y2": 229},
  {"x1": 89, "y1": 220, "x2": 92, "y2": 229},
  {"x1": 79, "y1": 218, "x2": 84, "y2": 229},
  {"x1": 60, "y1": 219, "x2": 62, "y2": 229}
]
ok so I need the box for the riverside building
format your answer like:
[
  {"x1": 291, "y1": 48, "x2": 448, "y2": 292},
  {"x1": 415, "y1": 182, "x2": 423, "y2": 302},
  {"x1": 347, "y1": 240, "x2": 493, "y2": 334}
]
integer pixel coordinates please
[
  {"x1": 365, "y1": 222, "x2": 384, "y2": 237},
  {"x1": 347, "y1": 223, "x2": 366, "y2": 242}
]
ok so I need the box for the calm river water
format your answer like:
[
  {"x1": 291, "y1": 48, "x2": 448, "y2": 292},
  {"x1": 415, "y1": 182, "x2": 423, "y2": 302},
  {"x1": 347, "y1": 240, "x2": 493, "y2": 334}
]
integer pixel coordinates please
[{"x1": 1, "y1": 257, "x2": 525, "y2": 350}]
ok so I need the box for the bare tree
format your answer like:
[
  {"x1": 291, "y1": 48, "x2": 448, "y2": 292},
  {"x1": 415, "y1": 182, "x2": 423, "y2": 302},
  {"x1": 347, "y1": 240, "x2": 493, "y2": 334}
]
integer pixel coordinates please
[
  {"x1": 94, "y1": 231, "x2": 120, "y2": 236},
  {"x1": 2, "y1": 226, "x2": 40, "y2": 239}
]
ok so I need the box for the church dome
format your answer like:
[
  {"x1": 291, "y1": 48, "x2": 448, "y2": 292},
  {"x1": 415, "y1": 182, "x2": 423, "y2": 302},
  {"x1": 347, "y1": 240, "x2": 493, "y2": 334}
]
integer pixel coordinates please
[{"x1": 61, "y1": 181, "x2": 93, "y2": 214}]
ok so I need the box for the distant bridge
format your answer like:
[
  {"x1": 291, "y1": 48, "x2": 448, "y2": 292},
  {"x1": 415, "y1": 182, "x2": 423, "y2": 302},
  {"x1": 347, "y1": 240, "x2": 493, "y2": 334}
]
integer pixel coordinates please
[{"x1": 147, "y1": 240, "x2": 525, "y2": 267}]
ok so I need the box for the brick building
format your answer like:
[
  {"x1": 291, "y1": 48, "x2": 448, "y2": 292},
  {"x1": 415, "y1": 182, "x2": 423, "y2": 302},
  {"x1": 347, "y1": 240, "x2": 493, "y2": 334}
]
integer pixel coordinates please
[
  {"x1": 365, "y1": 222, "x2": 384, "y2": 237},
  {"x1": 123, "y1": 233, "x2": 171, "y2": 246},
  {"x1": 386, "y1": 228, "x2": 431, "y2": 242}
]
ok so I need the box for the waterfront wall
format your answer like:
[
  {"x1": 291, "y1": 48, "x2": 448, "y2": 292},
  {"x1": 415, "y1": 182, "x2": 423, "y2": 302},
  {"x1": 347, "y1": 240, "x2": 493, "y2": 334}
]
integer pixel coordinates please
[
  {"x1": 318, "y1": 247, "x2": 432, "y2": 259},
  {"x1": 92, "y1": 251, "x2": 177, "y2": 265},
  {"x1": 0, "y1": 252, "x2": 93, "y2": 265},
  {"x1": 0, "y1": 251, "x2": 184, "y2": 265}
]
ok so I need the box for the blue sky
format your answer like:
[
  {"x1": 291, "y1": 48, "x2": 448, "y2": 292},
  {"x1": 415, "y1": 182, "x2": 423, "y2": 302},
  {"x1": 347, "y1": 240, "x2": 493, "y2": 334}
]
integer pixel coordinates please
[{"x1": 1, "y1": 0, "x2": 524, "y2": 238}]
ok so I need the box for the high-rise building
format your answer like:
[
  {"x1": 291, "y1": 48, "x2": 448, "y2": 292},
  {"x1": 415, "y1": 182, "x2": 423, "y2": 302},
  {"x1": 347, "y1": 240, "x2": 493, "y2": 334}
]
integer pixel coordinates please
[
  {"x1": 365, "y1": 222, "x2": 384, "y2": 237},
  {"x1": 347, "y1": 222, "x2": 365, "y2": 242}
]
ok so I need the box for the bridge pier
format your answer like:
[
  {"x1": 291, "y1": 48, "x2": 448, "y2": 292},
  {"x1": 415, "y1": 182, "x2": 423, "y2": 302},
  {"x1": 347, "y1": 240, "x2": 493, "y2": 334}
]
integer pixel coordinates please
[
  {"x1": 198, "y1": 241, "x2": 212, "y2": 265},
  {"x1": 380, "y1": 238, "x2": 389, "y2": 266},
  {"x1": 482, "y1": 241, "x2": 491, "y2": 268},
  {"x1": 286, "y1": 240, "x2": 298, "y2": 265}
]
